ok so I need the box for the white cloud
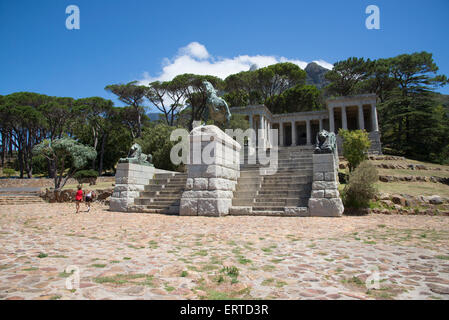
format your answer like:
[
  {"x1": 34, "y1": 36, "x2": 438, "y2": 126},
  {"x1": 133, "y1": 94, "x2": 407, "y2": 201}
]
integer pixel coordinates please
[
  {"x1": 178, "y1": 42, "x2": 209, "y2": 60},
  {"x1": 139, "y1": 42, "x2": 333, "y2": 85}
]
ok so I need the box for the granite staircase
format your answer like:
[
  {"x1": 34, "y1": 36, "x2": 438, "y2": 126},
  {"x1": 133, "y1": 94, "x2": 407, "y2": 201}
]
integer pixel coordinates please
[
  {"x1": 0, "y1": 192, "x2": 45, "y2": 205},
  {"x1": 132, "y1": 172, "x2": 187, "y2": 214},
  {"x1": 230, "y1": 146, "x2": 314, "y2": 216}
]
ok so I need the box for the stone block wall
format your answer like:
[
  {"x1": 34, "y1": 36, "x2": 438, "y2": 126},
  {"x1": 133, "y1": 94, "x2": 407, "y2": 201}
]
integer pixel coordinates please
[
  {"x1": 308, "y1": 153, "x2": 344, "y2": 217},
  {"x1": 180, "y1": 125, "x2": 241, "y2": 217},
  {"x1": 336, "y1": 131, "x2": 382, "y2": 156},
  {"x1": 109, "y1": 163, "x2": 154, "y2": 212}
]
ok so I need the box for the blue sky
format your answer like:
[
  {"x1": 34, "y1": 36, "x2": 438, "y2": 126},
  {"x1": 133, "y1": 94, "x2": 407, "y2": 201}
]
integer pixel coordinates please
[{"x1": 1, "y1": 0, "x2": 448, "y2": 108}]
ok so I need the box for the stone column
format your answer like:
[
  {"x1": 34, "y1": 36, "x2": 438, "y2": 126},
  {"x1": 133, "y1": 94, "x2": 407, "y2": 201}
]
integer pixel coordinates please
[
  {"x1": 306, "y1": 120, "x2": 312, "y2": 145},
  {"x1": 267, "y1": 121, "x2": 271, "y2": 147},
  {"x1": 308, "y1": 153, "x2": 344, "y2": 217},
  {"x1": 319, "y1": 119, "x2": 323, "y2": 131},
  {"x1": 291, "y1": 121, "x2": 296, "y2": 146},
  {"x1": 358, "y1": 104, "x2": 365, "y2": 130},
  {"x1": 371, "y1": 104, "x2": 379, "y2": 132},
  {"x1": 259, "y1": 115, "x2": 264, "y2": 148},
  {"x1": 248, "y1": 114, "x2": 253, "y2": 130},
  {"x1": 279, "y1": 122, "x2": 284, "y2": 147},
  {"x1": 341, "y1": 106, "x2": 348, "y2": 130},
  {"x1": 180, "y1": 125, "x2": 241, "y2": 217},
  {"x1": 110, "y1": 163, "x2": 155, "y2": 212},
  {"x1": 329, "y1": 107, "x2": 335, "y2": 133}
]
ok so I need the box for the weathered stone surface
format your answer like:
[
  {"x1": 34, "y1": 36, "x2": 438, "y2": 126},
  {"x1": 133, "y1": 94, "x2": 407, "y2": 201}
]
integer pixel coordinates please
[
  {"x1": 313, "y1": 173, "x2": 324, "y2": 181},
  {"x1": 428, "y1": 195, "x2": 443, "y2": 205},
  {"x1": 109, "y1": 198, "x2": 133, "y2": 212},
  {"x1": 324, "y1": 189, "x2": 339, "y2": 199},
  {"x1": 313, "y1": 162, "x2": 334, "y2": 173},
  {"x1": 229, "y1": 206, "x2": 253, "y2": 215},
  {"x1": 181, "y1": 125, "x2": 240, "y2": 217},
  {"x1": 311, "y1": 190, "x2": 324, "y2": 198},
  {"x1": 284, "y1": 207, "x2": 309, "y2": 217},
  {"x1": 185, "y1": 178, "x2": 193, "y2": 190},
  {"x1": 110, "y1": 163, "x2": 155, "y2": 212},
  {"x1": 324, "y1": 172, "x2": 336, "y2": 181},
  {"x1": 193, "y1": 178, "x2": 208, "y2": 190},
  {"x1": 308, "y1": 198, "x2": 344, "y2": 217},
  {"x1": 197, "y1": 198, "x2": 232, "y2": 217},
  {"x1": 179, "y1": 198, "x2": 198, "y2": 216},
  {"x1": 208, "y1": 178, "x2": 235, "y2": 191},
  {"x1": 312, "y1": 181, "x2": 338, "y2": 190},
  {"x1": 182, "y1": 190, "x2": 233, "y2": 199}
]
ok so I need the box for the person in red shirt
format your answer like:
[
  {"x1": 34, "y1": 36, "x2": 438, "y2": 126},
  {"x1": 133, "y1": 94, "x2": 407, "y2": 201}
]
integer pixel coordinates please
[{"x1": 75, "y1": 185, "x2": 83, "y2": 213}]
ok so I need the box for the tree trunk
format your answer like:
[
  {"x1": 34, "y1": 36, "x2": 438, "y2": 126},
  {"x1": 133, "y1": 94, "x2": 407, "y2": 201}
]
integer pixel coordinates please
[
  {"x1": 98, "y1": 133, "x2": 107, "y2": 176},
  {"x1": 17, "y1": 149, "x2": 24, "y2": 178}
]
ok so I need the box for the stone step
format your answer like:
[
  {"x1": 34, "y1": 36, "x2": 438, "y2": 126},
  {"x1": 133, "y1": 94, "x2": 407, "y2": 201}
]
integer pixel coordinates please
[
  {"x1": 135, "y1": 198, "x2": 180, "y2": 206},
  {"x1": 154, "y1": 173, "x2": 186, "y2": 179},
  {"x1": 139, "y1": 190, "x2": 184, "y2": 197}
]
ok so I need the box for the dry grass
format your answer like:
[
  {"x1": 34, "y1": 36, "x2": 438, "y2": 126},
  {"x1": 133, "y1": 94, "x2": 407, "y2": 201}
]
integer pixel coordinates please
[
  {"x1": 61, "y1": 181, "x2": 114, "y2": 190},
  {"x1": 374, "y1": 181, "x2": 449, "y2": 197}
]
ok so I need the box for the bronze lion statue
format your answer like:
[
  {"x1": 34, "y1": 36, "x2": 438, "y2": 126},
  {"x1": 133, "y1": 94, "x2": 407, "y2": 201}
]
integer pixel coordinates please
[{"x1": 314, "y1": 130, "x2": 336, "y2": 154}]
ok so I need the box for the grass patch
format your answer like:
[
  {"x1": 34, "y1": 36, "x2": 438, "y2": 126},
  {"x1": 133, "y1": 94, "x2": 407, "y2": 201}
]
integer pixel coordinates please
[
  {"x1": 342, "y1": 276, "x2": 364, "y2": 287},
  {"x1": 180, "y1": 271, "x2": 188, "y2": 277},
  {"x1": 165, "y1": 285, "x2": 175, "y2": 292},
  {"x1": 37, "y1": 253, "x2": 48, "y2": 258},
  {"x1": 59, "y1": 270, "x2": 75, "y2": 278},
  {"x1": 435, "y1": 255, "x2": 449, "y2": 260},
  {"x1": 237, "y1": 257, "x2": 252, "y2": 265},
  {"x1": 91, "y1": 264, "x2": 107, "y2": 268},
  {"x1": 93, "y1": 273, "x2": 154, "y2": 286},
  {"x1": 123, "y1": 257, "x2": 131, "y2": 260},
  {"x1": 195, "y1": 250, "x2": 208, "y2": 256},
  {"x1": 148, "y1": 240, "x2": 159, "y2": 249}
]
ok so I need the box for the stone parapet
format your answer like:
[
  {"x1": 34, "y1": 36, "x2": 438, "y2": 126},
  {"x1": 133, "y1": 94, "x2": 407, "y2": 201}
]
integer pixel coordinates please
[
  {"x1": 180, "y1": 125, "x2": 241, "y2": 217},
  {"x1": 109, "y1": 163, "x2": 154, "y2": 212},
  {"x1": 308, "y1": 153, "x2": 344, "y2": 217}
]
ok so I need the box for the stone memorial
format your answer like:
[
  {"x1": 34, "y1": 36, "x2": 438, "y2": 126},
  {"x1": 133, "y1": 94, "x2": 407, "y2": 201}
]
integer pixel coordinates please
[
  {"x1": 308, "y1": 130, "x2": 344, "y2": 217},
  {"x1": 180, "y1": 125, "x2": 241, "y2": 217},
  {"x1": 109, "y1": 143, "x2": 155, "y2": 212}
]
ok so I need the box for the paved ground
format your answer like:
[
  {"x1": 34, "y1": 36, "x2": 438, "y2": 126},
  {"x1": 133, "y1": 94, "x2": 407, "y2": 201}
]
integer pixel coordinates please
[{"x1": 1, "y1": 203, "x2": 449, "y2": 300}]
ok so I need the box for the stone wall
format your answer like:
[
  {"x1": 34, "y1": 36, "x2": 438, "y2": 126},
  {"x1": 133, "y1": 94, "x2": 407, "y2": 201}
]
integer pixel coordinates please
[
  {"x1": 109, "y1": 163, "x2": 154, "y2": 212},
  {"x1": 180, "y1": 125, "x2": 241, "y2": 217},
  {"x1": 336, "y1": 131, "x2": 382, "y2": 156},
  {"x1": 308, "y1": 151, "x2": 344, "y2": 217}
]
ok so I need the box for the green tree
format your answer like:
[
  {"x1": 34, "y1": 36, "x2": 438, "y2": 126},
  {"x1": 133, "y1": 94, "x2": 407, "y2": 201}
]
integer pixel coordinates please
[
  {"x1": 105, "y1": 81, "x2": 148, "y2": 138},
  {"x1": 325, "y1": 57, "x2": 373, "y2": 96},
  {"x1": 33, "y1": 138, "x2": 97, "y2": 190},
  {"x1": 339, "y1": 129, "x2": 371, "y2": 172},
  {"x1": 223, "y1": 89, "x2": 249, "y2": 107},
  {"x1": 135, "y1": 123, "x2": 182, "y2": 171},
  {"x1": 74, "y1": 97, "x2": 113, "y2": 174},
  {"x1": 265, "y1": 84, "x2": 322, "y2": 114},
  {"x1": 172, "y1": 74, "x2": 224, "y2": 130},
  {"x1": 378, "y1": 52, "x2": 448, "y2": 160}
]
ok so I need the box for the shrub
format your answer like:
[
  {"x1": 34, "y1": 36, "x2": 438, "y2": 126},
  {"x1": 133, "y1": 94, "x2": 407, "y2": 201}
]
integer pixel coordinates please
[
  {"x1": 339, "y1": 129, "x2": 371, "y2": 171},
  {"x1": 74, "y1": 169, "x2": 98, "y2": 185},
  {"x1": 2, "y1": 168, "x2": 15, "y2": 177},
  {"x1": 342, "y1": 161, "x2": 378, "y2": 208},
  {"x1": 74, "y1": 169, "x2": 99, "y2": 179},
  {"x1": 32, "y1": 155, "x2": 49, "y2": 175}
]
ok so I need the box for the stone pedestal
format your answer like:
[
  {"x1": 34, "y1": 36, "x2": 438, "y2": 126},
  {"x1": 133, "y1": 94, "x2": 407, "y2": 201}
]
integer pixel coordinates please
[
  {"x1": 308, "y1": 153, "x2": 344, "y2": 217},
  {"x1": 180, "y1": 125, "x2": 241, "y2": 217},
  {"x1": 109, "y1": 163, "x2": 154, "y2": 212}
]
